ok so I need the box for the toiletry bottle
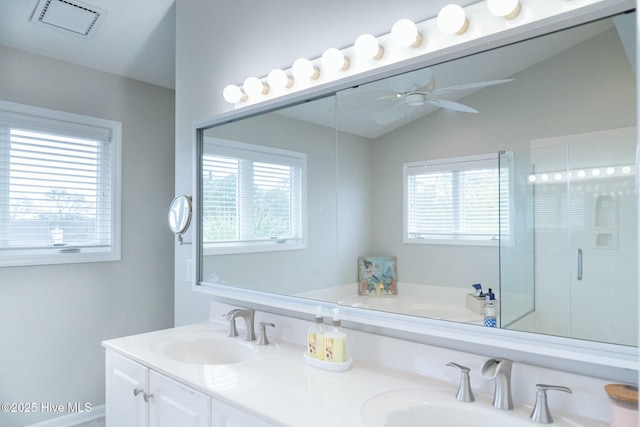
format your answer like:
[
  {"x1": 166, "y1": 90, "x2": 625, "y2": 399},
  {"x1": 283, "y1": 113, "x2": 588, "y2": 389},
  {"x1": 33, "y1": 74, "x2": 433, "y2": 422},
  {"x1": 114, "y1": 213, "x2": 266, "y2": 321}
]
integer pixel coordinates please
[
  {"x1": 325, "y1": 307, "x2": 347, "y2": 363},
  {"x1": 307, "y1": 306, "x2": 326, "y2": 360},
  {"x1": 484, "y1": 292, "x2": 497, "y2": 328}
]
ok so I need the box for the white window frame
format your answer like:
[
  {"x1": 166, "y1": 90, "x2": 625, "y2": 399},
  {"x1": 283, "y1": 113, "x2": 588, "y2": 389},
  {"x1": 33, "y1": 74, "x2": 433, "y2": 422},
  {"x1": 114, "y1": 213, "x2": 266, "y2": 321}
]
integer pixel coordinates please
[
  {"x1": 403, "y1": 153, "x2": 508, "y2": 246},
  {"x1": 202, "y1": 137, "x2": 307, "y2": 255},
  {"x1": 0, "y1": 100, "x2": 122, "y2": 267}
]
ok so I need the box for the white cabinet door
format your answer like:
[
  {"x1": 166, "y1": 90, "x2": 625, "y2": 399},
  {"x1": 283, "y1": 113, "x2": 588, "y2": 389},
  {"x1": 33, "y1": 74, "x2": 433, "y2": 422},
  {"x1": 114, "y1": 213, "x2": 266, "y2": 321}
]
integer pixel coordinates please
[
  {"x1": 211, "y1": 399, "x2": 274, "y2": 427},
  {"x1": 148, "y1": 370, "x2": 211, "y2": 427},
  {"x1": 106, "y1": 350, "x2": 148, "y2": 427}
]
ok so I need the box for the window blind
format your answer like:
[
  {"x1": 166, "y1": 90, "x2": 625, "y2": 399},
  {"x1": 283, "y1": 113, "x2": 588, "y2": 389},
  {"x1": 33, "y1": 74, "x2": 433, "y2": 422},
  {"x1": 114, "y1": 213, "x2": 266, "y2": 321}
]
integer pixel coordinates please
[
  {"x1": 202, "y1": 139, "x2": 305, "y2": 252},
  {"x1": 0, "y1": 101, "x2": 119, "y2": 265},
  {"x1": 405, "y1": 154, "x2": 505, "y2": 243}
]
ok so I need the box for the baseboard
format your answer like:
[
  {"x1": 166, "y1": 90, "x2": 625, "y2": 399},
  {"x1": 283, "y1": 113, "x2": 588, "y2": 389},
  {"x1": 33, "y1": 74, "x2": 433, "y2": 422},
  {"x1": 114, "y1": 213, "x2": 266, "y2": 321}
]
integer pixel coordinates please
[{"x1": 25, "y1": 404, "x2": 105, "y2": 427}]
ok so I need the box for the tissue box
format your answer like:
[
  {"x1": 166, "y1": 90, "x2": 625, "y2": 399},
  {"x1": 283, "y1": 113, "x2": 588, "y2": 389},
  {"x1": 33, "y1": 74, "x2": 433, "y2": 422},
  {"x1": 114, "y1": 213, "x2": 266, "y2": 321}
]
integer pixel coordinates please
[
  {"x1": 466, "y1": 294, "x2": 486, "y2": 314},
  {"x1": 466, "y1": 294, "x2": 499, "y2": 314}
]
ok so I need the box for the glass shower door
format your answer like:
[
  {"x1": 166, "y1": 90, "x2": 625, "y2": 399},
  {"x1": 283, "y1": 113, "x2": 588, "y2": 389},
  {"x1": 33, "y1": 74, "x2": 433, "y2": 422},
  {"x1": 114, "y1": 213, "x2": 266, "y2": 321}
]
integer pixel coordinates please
[
  {"x1": 566, "y1": 130, "x2": 637, "y2": 345},
  {"x1": 501, "y1": 128, "x2": 638, "y2": 346}
]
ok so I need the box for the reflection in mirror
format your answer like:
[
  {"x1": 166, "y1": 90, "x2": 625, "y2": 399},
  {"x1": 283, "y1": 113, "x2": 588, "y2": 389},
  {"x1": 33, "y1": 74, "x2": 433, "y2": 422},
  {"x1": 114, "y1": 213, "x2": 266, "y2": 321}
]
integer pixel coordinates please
[
  {"x1": 199, "y1": 12, "x2": 637, "y2": 346},
  {"x1": 201, "y1": 98, "x2": 338, "y2": 295}
]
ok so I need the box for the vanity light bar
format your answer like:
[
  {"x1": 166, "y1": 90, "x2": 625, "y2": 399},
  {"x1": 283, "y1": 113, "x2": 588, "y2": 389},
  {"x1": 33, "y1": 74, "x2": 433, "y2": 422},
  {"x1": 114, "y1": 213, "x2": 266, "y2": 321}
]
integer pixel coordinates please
[
  {"x1": 222, "y1": 0, "x2": 616, "y2": 106},
  {"x1": 527, "y1": 165, "x2": 636, "y2": 184}
]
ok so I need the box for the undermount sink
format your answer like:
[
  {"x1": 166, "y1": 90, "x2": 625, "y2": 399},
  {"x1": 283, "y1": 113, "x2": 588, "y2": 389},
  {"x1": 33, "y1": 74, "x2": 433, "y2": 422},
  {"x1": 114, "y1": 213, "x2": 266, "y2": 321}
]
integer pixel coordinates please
[
  {"x1": 160, "y1": 336, "x2": 257, "y2": 365},
  {"x1": 361, "y1": 388, "x2": 587, "y2": 427}
]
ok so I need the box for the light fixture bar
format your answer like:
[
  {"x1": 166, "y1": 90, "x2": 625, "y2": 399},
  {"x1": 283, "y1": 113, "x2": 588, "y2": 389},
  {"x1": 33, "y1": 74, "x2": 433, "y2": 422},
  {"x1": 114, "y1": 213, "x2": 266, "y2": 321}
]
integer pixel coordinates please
[{"x1": 223, "y1": 0, "x2": 630, "y2": 107}]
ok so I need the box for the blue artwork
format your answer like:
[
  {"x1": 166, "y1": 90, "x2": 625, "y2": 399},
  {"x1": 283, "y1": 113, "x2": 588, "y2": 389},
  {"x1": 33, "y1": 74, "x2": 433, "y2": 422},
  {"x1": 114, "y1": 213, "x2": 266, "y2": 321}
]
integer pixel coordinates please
[{"x1": 358, "y1": 256, "x2": 397, "y2": 295}]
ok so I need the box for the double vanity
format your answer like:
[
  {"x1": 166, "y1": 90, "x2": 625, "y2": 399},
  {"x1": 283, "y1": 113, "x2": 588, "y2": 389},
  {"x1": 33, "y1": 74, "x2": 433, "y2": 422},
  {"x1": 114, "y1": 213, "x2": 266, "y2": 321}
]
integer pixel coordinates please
[{"x1": 103, "y1": 307, "x2": 607, "y2": 427}]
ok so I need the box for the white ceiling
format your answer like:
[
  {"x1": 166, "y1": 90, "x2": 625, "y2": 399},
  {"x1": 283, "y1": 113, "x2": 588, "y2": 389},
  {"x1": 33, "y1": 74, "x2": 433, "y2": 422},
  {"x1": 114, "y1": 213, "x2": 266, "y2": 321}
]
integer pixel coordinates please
[
  {"x1": 0, "y1": 0, "x2": 481, "y2": 92},
  {"x1": 0, "y1": 0, "x2": 176, "y2": 89}
]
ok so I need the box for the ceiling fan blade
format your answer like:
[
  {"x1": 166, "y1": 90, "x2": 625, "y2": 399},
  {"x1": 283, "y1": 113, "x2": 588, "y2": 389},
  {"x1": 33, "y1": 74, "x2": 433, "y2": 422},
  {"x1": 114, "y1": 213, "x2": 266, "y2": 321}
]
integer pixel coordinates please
[
  {"x1": 377, "y1": 93, "x2": 401, "y2": 101},
  {"x1": 427, "y1": 98, "x2": 479, "y2": 113},
  {"x1": 430, "y1": 78, "x2": 515, "y2": 95}
]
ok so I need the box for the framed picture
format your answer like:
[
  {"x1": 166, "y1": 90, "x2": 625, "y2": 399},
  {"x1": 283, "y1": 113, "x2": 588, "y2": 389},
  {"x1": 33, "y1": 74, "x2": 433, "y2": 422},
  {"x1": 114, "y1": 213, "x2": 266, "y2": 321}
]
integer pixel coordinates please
[{"x1": 358, "y1": 256, "x2": 397, "y2": 295}]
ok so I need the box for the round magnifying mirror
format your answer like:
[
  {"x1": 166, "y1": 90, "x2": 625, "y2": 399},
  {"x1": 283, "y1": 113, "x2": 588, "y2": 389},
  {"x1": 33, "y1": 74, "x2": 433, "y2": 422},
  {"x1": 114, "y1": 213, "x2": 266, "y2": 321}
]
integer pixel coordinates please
[{"x1": 168, "y1": 195, "x2": 192, "y2": 236}]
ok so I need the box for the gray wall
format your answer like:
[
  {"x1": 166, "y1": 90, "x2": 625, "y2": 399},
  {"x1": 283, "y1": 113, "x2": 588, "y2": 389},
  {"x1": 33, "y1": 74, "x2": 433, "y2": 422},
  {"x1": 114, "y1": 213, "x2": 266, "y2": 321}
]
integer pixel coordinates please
[{"x1": 0, "y1": 45, "x2": 175, "y2": 426}]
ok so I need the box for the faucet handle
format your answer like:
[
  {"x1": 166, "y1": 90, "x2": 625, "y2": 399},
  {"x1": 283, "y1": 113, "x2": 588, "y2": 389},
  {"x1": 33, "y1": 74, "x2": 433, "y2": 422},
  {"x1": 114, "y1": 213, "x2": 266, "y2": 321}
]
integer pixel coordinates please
[
  {"x1": 257, "y1": 322, "x2": 275, "y2": 345},
  {"x1": 446, "y1": 362, "x2": 475, "y2": 402},
  {"x1": 222, "y1": 312, "x2": 239, "y2": 337},
  {"x1": 530, "y1": 384, "x2": 572, "y2": 424}
]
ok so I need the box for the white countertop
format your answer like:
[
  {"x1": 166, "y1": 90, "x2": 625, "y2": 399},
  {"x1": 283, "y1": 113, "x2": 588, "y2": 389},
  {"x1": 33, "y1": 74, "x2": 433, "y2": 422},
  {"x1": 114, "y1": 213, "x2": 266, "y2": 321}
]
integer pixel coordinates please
[
  {"x1": 102, "y1": 321, "x2": 606, "y2": 427},
  {"x1": 103, "y1": 321, "x2": 458, "y2": 426}
]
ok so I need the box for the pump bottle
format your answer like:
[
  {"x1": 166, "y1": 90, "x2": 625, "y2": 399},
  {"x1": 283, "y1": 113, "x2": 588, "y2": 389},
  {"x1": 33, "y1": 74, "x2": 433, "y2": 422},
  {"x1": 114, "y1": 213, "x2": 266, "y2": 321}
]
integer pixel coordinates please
[
  {"x1": 324, "y1": 307, "x2": 347, "y2": 362},
  {"x1": 307, "y1": 306, "x2": 326, "y2": 359}
]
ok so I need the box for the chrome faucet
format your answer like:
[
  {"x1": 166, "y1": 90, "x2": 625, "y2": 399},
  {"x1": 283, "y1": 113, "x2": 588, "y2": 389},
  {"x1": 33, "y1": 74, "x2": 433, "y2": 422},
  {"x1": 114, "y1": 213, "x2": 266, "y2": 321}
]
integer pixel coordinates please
[
  {"x1": 481, "y1": 358, "x2": 513, "y2": 410},
  {"x1": 224, "y1": 308, "x2": 256, "y2": 341}
]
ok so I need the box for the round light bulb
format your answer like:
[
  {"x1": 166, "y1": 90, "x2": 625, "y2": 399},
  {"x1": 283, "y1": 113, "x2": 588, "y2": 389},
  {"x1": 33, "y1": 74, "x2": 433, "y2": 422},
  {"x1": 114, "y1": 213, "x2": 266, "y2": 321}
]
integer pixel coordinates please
[
  {"x1": 487, "y1": 0, "x2": 521, "y2": 19},
  {"x1": 541, "y1": 174, "x2": 549, "y2": 182},
  {"x1": 354, "y1": 34, "x2": 384, "y2": 60},
  {"x1": 222, "y1": 84, "x2": 246, "y2": 104},
  {"x1": 577, "y1": 170, "x2": 586, "y2": 178},
  {"x1": 391, "y1": 19, "x2": 422, "y2": 48},
  {"x1": 292, "y1": 58, "x2": 320, "y2": 80},
  {"x1": 622, "y1": 166, "x2": 631, "y2": 174},
  {"x1": 554, "y1": 173, "x2": 563, "y2": 181},
  {"x1": 267, "y1": 69, "x2": 293, "y2": 89},
  {"x1": 591, "y1": 168, "x2": 601, "y2": 177},
  {"x1": 243, "y1": 77, "x2": 269, "y2": 97},
  {"x1": 321, "y1": 48, "x2": 350, "y2": 72},
  {"x1": 528, "y1": 175, "x2": 536, "y2": 183},
  {"x1": 606, "y1": 167, "x2": 615, "y2": 175},
  {"x1": 437, "y1": 4, "x2": 468, "y2": 35}
]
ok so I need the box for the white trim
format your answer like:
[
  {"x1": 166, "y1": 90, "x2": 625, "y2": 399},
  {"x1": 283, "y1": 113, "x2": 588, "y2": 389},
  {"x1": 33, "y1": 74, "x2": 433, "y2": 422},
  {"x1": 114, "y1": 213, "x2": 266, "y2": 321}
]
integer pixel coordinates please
[{"x1": 25, "y1": 404, "x2": 105, "y2": 427}]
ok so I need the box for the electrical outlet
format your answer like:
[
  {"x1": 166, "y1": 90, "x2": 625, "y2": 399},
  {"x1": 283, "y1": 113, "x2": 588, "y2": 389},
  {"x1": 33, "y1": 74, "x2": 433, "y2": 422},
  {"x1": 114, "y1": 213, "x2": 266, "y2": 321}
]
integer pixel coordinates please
[{"x1": 186, "y1": 259, "x2": 193, "y2": 282}]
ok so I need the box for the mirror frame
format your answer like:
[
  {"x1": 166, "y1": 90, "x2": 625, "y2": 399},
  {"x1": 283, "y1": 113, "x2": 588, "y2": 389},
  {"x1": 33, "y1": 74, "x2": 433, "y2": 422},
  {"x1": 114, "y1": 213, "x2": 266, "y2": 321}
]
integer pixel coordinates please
[{"x1": 193, "y1": 1, "x2": 638, "y2": 382}]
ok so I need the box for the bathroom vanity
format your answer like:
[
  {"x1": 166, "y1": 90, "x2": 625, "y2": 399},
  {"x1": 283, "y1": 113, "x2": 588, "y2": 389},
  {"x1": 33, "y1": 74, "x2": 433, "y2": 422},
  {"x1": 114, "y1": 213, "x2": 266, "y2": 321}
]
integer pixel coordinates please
[{"x1": 103, "y1": 312, "x2": 609, "y2": 427}]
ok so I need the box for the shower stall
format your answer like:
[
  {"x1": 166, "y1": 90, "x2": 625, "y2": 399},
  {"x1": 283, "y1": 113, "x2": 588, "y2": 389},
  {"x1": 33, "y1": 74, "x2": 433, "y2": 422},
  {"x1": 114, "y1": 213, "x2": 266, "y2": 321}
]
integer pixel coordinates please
[{"x1": 499, "y1": 127, "x2": 638, "y2": 346}]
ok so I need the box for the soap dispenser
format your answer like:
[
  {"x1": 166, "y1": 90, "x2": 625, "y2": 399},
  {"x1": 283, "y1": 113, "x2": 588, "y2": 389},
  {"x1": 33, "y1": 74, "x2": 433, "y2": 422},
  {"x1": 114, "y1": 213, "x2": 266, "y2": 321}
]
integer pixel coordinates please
[
  {"x1": 484, "y1": 289, "x2": 497, "y2": 328},
  {"x1": 307, "y1": 306, "x2": 326, "y2": 360},
  {"x1": 324, "y1": 307, "x2": 347, "y2": 363}
]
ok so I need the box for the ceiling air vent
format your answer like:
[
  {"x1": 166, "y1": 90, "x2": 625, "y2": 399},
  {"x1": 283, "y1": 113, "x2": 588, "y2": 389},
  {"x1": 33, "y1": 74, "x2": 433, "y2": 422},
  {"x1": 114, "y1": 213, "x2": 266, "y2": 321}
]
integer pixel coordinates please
[{"x1": 30, "y1": 0, "x2": 105, "y2": 37}]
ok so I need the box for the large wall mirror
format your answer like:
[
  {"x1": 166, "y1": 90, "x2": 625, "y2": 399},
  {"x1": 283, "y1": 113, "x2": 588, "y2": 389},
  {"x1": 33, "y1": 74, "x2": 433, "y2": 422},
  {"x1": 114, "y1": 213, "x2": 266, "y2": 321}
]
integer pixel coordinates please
[{"x1": 197, "y1": 10, "x2": 637, "y2": 361}]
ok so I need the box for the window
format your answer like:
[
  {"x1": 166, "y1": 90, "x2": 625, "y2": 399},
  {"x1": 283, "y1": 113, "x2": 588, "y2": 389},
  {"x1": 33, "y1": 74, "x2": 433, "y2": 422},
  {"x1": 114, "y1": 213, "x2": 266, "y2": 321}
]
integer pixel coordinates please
[
  {"x1": 404, "y1": 153, "x2": 508, "y2": 245},
  {"x1": 202, "y1": 138, "x2": 306, "y2": 254},
  {"x1": 0, "y1": 100, "x2": 121, "y2": 266}
]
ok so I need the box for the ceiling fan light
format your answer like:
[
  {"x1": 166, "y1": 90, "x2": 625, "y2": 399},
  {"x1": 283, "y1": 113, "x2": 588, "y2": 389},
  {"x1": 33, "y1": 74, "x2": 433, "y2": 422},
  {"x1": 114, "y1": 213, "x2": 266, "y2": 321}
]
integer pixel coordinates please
[
  {"x1": 437, "y1": 4, "x2": 468, "y2": 35},
  {"x1": 406, "y1": 93, "x2": 426, "y2": 107},
  {"x1": 391, "y1": 19, "x2": 423, "y2": 48},
  {"x1": 487, "y1": 0, "x2": 521, "y2": 19},
  {"x1": 243, "y1": 76, "x2": 269, "y2": 97},
  {"x1": 354, "y1": 34, "x2": 384, "y2": 60},
  {"x1": 267, "y1": 69, "x2": 293, "y2": 89},
  {"x1": 222, "y1": 84, "x2": 246, "y2": 104},
  {"x1": 321, "y1": 48, "x2": 350, "y2": 72},
  {"x1": 292, "y1": 58, "x2": 320, "y2": 80}
]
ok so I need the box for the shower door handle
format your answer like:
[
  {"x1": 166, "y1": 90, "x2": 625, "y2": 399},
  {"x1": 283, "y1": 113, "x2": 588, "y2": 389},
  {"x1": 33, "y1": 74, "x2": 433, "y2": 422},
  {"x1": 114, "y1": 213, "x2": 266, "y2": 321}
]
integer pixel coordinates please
[{"x1": 577, "y1": 249, "x2": 583, "y2": 281}]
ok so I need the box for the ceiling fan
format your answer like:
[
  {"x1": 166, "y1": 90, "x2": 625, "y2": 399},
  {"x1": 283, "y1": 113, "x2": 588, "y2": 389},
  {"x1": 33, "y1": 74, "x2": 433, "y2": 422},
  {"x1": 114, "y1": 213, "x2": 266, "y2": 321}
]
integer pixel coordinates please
[{"x1": 371, "y1": 69, "x2": 515, "y2": 125}]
